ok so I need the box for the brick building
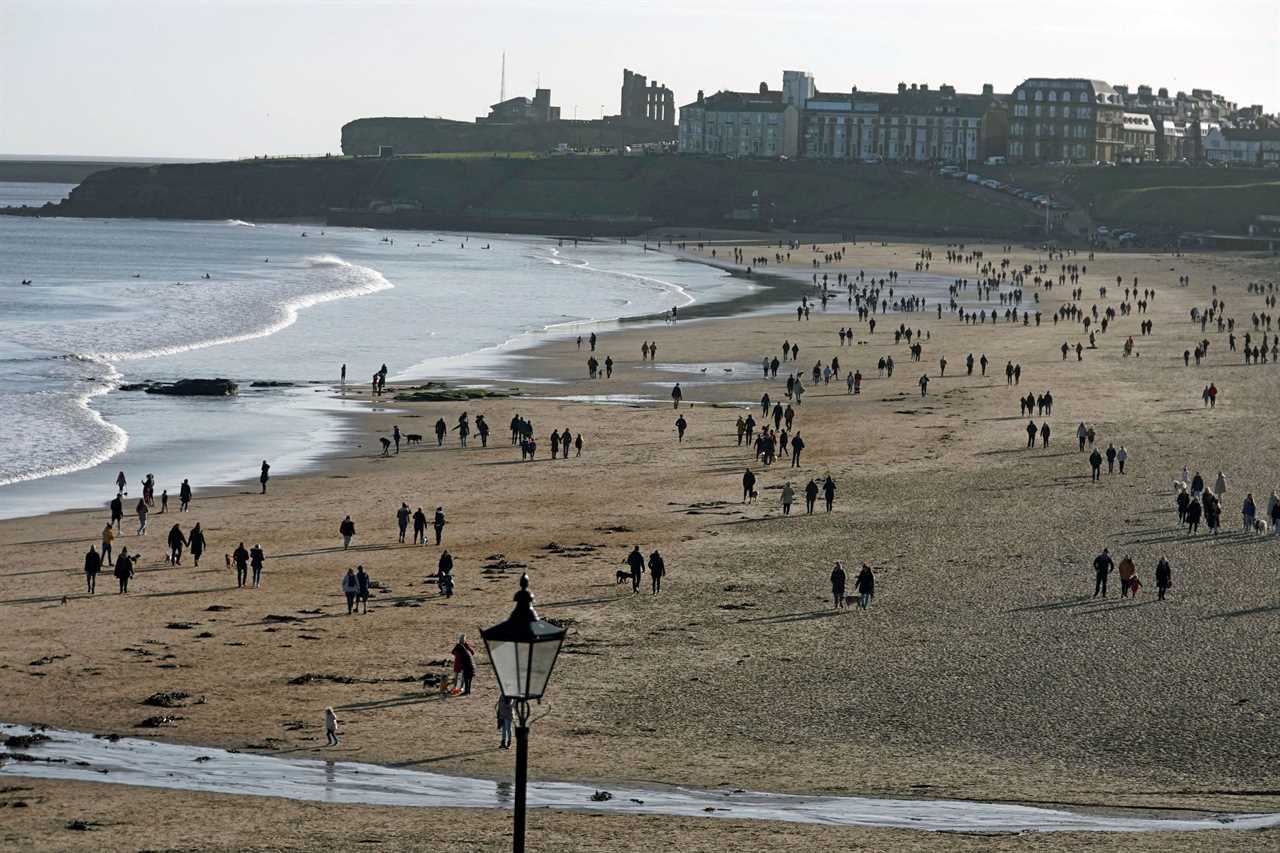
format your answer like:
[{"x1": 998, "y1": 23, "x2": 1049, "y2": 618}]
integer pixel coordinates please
[{"x1": 1007, "y1": 78, "x2": 1124, "y2": 163}]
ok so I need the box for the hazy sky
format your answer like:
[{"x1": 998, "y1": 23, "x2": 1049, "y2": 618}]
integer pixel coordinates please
[{"x1": 2, "y1": 0, "x2": 1277, "y2": 159}]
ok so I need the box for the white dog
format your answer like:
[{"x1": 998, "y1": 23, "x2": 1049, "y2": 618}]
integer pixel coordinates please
[{"x1": 1252, "y1": 518, "x2": 1269, "y2": 535}]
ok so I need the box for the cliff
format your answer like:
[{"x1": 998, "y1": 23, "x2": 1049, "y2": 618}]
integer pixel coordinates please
[{"x1": 17, "y1": 155, "x2": 1044, "y2": 237}]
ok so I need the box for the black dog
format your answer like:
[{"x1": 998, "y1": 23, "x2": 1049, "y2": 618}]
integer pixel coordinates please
[
  {"x1": 615, "y1": 570, "x2": 631, "y2": 585},
  {"x1": 406, "y1": 433, "x2": 423, "y2": 445}
]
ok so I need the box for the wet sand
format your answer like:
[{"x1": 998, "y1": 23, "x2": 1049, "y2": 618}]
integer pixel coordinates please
[{"x1": 1, "y1": 239, "x2": 1279, "y2": 850}]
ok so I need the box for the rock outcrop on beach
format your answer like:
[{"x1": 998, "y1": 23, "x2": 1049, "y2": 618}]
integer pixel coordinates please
[{"x1": 119, "y1": 379, "x2": 239, "y2": 396}]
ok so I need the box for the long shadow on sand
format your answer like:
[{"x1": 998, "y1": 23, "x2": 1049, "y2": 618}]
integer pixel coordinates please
[
  {"x1": 1202, "y1": 603, "x2": 1280, "y2": 620},
  {"x1": 736, "y1": 609, "x2": 840, "y2": 625}
]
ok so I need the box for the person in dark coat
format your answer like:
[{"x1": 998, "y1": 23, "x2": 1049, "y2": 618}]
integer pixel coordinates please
[
  {"x1": 830, "y1": 561, "x2": 847, "y2": 609},
  {"x1": 1176, "y1": 489, "x2": 1190, "y2": 523},
  {"x1": 822, "y1": 475, "x2": 836, "y2": 512},
  {"x1": 259, "y1": 460, "x2": 270, "y2": 494},
  {"x1": 742, "y1": 469, "x2": 756, "y2": 503},
  {"x1": 188, "y1": 523, "x2": 206, "y2": 567},
  {"x1": 790, "y1": 433, "x2": 805, "y2": 467},
  {"x1": 1092, "y1": 548, "x2": 1114, "y2": 597},
  {"x1": 396, "y1": 503, "x2": 411, "y2": 543},
  {"x1": 1186, "y1": 497, "x2": 1203, "y2": 534},
  {"x1": 84, "y1": 546, "x2": 101, "y2": 594},
  {"x1": 625, "y1": 546, "x2": 645, "y2": 594},
  {"x1": 1089, "y1": 448, "x2": 1103, "y2": 481},
  {"x1": 167, "y1": 524, "x2": 187, "y2": 566},
  {"x1": 233, "y1": 542, "x2": 250, "y2": 588},
  {"x1": 854, "y1": 564, "x2": 875, "y2": 609},
  {"x1": 648, "y1": 550, "x2": 665, "y2": 594},
  {"x1": 1040, "y1": 422, "x2": 1051, "y2": 447},
  {"x1": 1155, "y1": 556, "x2": 1172, "y2": 601},
  {"x1": 1026, "y1": 420, "x2": 1038, "y2": 448},
  {"x1": 438, "y1": 550, "x2": 454, "y2": 597},
  {"x1": 110, "y1": 493, "x2": 124, "y2": 532},
  {"x1": 339, "y1": 515, "x2": 356, "y2": 549},
  {"x1": 804, "y1": 479, "x2": 819, "y2": 514},
  {"x1": 114, "y1": 548, "x2": 135, "y2": 594},
  {"x1": 412, "y1": 507, "x2": 427, "y2": 544},
  {"x1": 179, "y1": 479, "x2": 192, "y2": 511},
  {"x1": 433, "y1": 507, "x2": 446, "y2": 545},
  {"x1": 355, "y1": 565, "x2": 370, "y2": 613}
]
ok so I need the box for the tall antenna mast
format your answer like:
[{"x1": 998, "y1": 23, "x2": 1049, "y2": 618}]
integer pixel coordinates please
[{"x1": 500, "y1": 52, "x2": 506, "y2": 103}]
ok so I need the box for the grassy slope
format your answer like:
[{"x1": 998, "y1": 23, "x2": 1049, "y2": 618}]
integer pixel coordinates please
[{"x1": 984, "y1": 165, "x2": 1280, "y2": 233}]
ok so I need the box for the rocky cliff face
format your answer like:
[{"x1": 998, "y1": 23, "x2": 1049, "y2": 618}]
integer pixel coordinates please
[{"x1": 19, "y1": 156, "x2": 1043, "y2": 237}]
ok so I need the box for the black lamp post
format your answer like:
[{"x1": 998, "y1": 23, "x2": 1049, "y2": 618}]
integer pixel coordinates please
[{"x1": 481, "y1": 574, "x2": 566, "y2": 853}]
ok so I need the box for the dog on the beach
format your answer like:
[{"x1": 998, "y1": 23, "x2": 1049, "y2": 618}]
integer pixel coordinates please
[
  {"x1": 406, "y1": 433, "x2": 422, "y2": 446},
  {"x1": 379, "y1": 437, "x2": 392, "y2": 456},
  {"x1": 1253, "y1": 518, "x2": 1269, "y2": 534},
  {"x1": 1173, "y1": 480, "x2": 1189, "y2": 495},
  {"x1": 225, "y1": 553, "x2": 231, "y2": 569},
  {"x1": 615, "y1": 570, "x2": 631, "y2": 585}
]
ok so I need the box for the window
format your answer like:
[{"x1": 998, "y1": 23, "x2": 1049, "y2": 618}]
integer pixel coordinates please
[
  {"x1": 1034, "y1": 90, "x2": 1043, "y2": 101},
  {"x1": 1049, "y1": 91, "x2": 1058, "y2": 102},
  {"x1": 1016, "y1": 89, "x2": 1026, "y2": 101}
]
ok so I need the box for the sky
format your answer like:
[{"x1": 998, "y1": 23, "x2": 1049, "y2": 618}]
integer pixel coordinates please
[{"x1": 2, "y1": 0, "x2": 1277, "y2": 160}]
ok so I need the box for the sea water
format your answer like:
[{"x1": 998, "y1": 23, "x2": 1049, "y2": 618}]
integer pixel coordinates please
[{"x1": 0, "y1": 209, "x2": 746, "y2": 518}]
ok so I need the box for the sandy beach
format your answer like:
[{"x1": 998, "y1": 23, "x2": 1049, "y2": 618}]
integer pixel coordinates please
[{"x1": 2, "y1": 238, "x2": 1279, "y2": 851}]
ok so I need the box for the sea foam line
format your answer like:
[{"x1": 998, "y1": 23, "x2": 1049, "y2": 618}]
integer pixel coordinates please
[{"x1": 79, "y1": 255, "x2": 394, "y2": 363}]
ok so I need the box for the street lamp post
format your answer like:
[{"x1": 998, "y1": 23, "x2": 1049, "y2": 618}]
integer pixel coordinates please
[{"x1": 481, "y1": 574, "x2": 566, "y2": 853}]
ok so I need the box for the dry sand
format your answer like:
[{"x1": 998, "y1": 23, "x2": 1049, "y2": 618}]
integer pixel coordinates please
[{"x1": 1, "y1": 239, "x2": 1279, "y2": 850}]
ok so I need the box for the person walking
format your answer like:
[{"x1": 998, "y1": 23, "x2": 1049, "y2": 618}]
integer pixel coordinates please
[
  {"x1": 671, "y1": 383, "x2": 683, "y2": 409},
  {"x1": 1026, "y1": 420, "x2": 1038, "y2": 448},
  {"x1": 233, "y1": 542, "x2": 250, "y2": 588},
  {"x1": 854, "y1": 563, "x2": 875, "y2": 609},
  {"x1": 804, "y1": 479, "x2": 819, "y2": 515},
  {"x1": 179, "y1": 479, "x2": 192, "y2": 511},
  {"x1": 433, "y1": 507, "x2": 446, "y2": 545},
  {"x1": 1076, "y1": 422, "x2": 1088, "y2": 452},
  {"x1": 1089, "y1": 448, "x2": 1103, "y2": 482},
  {"x1": 101, "y1": 523, "x2": 115, "y2": 565},
  {"x1": 1155, "y1": 557, "x2": 1172, "y2": 600},
  {"x1": 325, "y1": 707, "x2": 340, "y2": 746},
  {"x1": 1117, "y1": 446, "x2": 1127, "y2": 474},
  {"x1": 675, "y1": 414, "x2": 688, "y2": 442},
  {"x1": 355, "y1": 564, "x2": 370, "y2": 613},
  {"x1": 822, "y1": 475, "x2": 836, "y2": 512},
  {"x1": 1092, "y1": 548, "x2": 1114, "y2": 597},
  {"x1": 648, "y1": 550, "x2": 665, "y2": 594},
  {"x1": 830, "y1": 561, "x2": 847, "y2": 609},
  {"x1": 790, "y1": 433, "x2": 805, "y2": 467},
  {"x1": 339, "y1": 515, "x2": 356, "y2": 549},
  {"x1": 1040, "y1": 422, "x2": 1051, "y2": 448},
  {"x1": 1186, "y1": 495, "x2": 1203, "y2": 534},
  {"x1": 83, "y1": 545, "x2": 101, "y2": 594},
  {"x1": 167, "y1": 523, "x2": 187, "y2": 565},
  {"x1": 1215, "y1": 471, "x2": 1229, "y2": 498},
  {"x1": 1105, "y1": 444, "x2": 1117, "y2": 474},
  {"x1": 742, "y1": 469, "x2": 756, "y2": 503},
  {"x1": 188, "y1": 523, "x2": 206, "y2": 567},
  {"x1": 496, "y1": 695, "x2": 514, "y2": 750},
  {"x1": 342, "y1": 568, "x2": 359, "y2": 614},
  {"x1": 1243, "y1": 492, "x2": 1258, "y2": 530},
  {"x1": 780, "y1": 481, "x2": 795, "y2": 515},
  {"x1": 625, "y1": 546, "x2": 645, "y2": 593},
  {"x1": 259, "y1": 460, "x2": 270, "y2": 494},
  {"x1": 250, "y1": 544, "x2": 265, "y2": 588},
  {"x1": 412, "y1": 507, "x2": 427, "y2": 545},
  {"x1": 114, "y1": 548, "x2": 135, "y2": 594},
  {"x1": 136, "y1": 498, "x2": 149, "y2": 536}
]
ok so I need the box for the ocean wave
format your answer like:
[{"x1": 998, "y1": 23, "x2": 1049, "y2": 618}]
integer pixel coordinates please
[
  {"x1": 224, "y1": 219, "x2": 256, "y2": 227},
  {"x1": 76, "y1": 255, "x2": 394, "y2": 363},
  {"x1": 0, "y1": 359, "x2": 127, "y2": 487}
]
